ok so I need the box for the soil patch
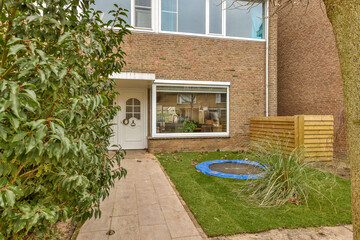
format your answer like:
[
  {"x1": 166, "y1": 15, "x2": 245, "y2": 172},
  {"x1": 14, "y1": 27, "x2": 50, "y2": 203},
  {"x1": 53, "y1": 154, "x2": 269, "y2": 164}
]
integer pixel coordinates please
[
  {"x1": 309, "y1": 161, "x2": 350, "y2": 179},
  {"x1": 56, "y1": 220, "x2": 77, "y2": 240}
]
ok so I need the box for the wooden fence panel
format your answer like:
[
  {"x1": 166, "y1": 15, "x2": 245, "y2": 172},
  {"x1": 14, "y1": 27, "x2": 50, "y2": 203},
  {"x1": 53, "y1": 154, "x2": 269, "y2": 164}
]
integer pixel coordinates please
[
  {"x1": 250, "y1": 115, "x2": 334, "y2": 162},
  {"x1": 250, "y1": 116, "x2": 296, "y2": 155},
  {"x1": 302, "y1": 115, "x2": 334, "y2": 162}
]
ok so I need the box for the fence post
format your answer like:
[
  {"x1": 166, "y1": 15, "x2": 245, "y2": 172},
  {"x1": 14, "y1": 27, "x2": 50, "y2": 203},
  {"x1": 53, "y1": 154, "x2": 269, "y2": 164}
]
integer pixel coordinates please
[
  {"x1": 298, "y1": 115, "x2": 305, "y2": 147},
  {"x1": 294, "y1": 116, "x2": 299, "y2": 148}
]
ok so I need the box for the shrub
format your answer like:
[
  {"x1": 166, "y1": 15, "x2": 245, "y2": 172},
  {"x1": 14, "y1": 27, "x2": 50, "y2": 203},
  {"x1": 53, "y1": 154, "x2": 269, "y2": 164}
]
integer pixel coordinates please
[
  {"x1": 0, "y1": 0, "x2": 129, "y2": 239},
  {"x1": 245, "y1": 141, "x2": 333, "y2": 206}
]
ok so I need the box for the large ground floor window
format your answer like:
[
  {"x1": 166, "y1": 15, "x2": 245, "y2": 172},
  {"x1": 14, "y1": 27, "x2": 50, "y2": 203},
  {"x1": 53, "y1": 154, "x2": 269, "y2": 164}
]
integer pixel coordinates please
[{"x1": 152, "y1": 84, "x2": 229, "y2": 137}]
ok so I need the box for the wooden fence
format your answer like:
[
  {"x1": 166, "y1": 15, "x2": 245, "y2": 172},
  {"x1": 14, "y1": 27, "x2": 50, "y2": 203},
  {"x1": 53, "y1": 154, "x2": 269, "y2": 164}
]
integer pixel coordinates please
[{"x1": 250, "y1": 115, "x2": 334, "y2": 162}]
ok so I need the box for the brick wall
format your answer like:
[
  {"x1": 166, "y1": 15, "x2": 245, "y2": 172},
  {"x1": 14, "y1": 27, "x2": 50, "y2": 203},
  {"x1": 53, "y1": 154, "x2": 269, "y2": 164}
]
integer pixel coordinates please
[
  {"x1": 120, "y1": 10, "x2": 277, "y2": 153},
  {"x1": 277, "y1": 0, "x2": 347, "y2": 160}
]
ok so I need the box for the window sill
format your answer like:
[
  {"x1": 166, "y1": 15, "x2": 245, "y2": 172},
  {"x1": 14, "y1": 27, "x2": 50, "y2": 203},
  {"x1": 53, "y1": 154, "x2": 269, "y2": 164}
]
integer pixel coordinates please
[
  {"x1": 157, "y1": 30, "x2": 265, "y2": 42},
  {"x1": 148, "y1": 134, "x2": 230, "y2": 140},
  {"x1": 106, "y1": 27, "x2": 266, "y2": 42}
]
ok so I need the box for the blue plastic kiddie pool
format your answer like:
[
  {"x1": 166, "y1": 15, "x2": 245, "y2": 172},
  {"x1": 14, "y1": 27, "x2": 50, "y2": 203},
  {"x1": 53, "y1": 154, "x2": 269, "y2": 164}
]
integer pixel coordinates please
[{"x1": 196, "y1": 159, "x2": 266, "y2": 179}]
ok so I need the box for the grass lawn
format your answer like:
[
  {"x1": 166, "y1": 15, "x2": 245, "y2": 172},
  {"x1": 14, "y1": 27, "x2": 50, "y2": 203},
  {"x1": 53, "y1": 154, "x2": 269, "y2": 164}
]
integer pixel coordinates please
[{"x1": 156, "y1": 151, "x2": 352, "y2": 237}]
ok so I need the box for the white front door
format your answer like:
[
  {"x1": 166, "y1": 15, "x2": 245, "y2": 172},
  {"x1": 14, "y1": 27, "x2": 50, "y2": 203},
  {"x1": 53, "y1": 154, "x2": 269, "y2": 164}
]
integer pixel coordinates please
[{"x1": 117, "y1": 89, "x2": 147, "y2": 149}]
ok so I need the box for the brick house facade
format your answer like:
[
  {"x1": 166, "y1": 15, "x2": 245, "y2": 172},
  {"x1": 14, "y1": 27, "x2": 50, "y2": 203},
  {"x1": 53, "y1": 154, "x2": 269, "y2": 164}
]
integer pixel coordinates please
[
  {"x1": 277, "y1": 0, "x2": 346, "y2": 160},
  {"x1": 95, "y1": 0, "x2": 278, "y2": 153},
  {"x1": 121, "y1": 29, "x2": 277, "y2": 152}
]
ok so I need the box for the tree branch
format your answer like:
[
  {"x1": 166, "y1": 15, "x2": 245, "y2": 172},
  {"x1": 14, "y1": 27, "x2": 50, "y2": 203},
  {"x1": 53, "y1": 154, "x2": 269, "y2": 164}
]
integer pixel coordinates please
[
  {"x1": 19, "y1": 167, "x2": 40, "y2": 178},
  {"x1": 11, "y1": 164, "x2": 24, "y2": 184}
]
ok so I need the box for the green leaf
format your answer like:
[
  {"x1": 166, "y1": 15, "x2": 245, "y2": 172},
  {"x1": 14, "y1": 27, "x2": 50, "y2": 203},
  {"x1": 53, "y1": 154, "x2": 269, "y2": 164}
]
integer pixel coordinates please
[
  {"x1": 26, "y1": 135, "x2": 36, "y2": 153},
  {"x1": 58, "y1": 32, "x2": 72, "y2": 45},
  {"x1": 54, "y1": 119, "x2": 65, "y2": 128},
  {"x1": 0, "y1": 99, "x2": 9, "y2": 112},
  {"x1": 38, "y1": 69, "x2": 46, "y2": 83},
  {"x1": 35, "y1": 125, "x2": 47, "y2": 143},
  {"x1": 6, "y1": 37, "x2": 22, "y2": 46},
  {"x1": 26, "y1": 15, "x2": 42, "y2": 23},
  {"x1": 35, "y1": 49, "x2": 46, "y2": 60},
  {"x1": 22, "y1": 89, "x2": 40, "y2": 106},
  {"x1": 5, "y1": 189, "x2": 15, "y2": 207},
  {"x1": 10, "y1": 84, "x2": 20, "y2": 118},
  {"x1": 12, "y1": 132, "x2": 27, "y2": 142},
  {"x1": 0, "y1": 178, "x2": 8, "y2": 187},
  {"x1": 0, "y1": 80, "x2": 7, "y2": 91},
  {"x1": 28, "y1": 213, "x2": 40, "y2": 228},
  {"x1": 50, "y1": 64, "x2": 58, "y2": 76},
  {"x1": 0, "y1": 195, "x2": 4, "y2": 208},
  {"x1": 42, "y1": 208, "x2": 57, "y2": 223},
  {"x1": 13, "y1": 219, "x2": 26, "y2": 233},
  {"x1": 8, "y1": 114, "x2": 20, "y2": 130},
  {"x1": 8, "y1": 44, "x2": 26, "y2": 56},
  {"x1": 24, "y1": 119, "x2": 46, "y2": 130},
  {"x1": 59, "y1": 68, "x2": 67, "y2": 79},
  {"x1": 29, "y1": 42, "x2": 36, "y2": 54},
  {"x1": 0, "y1": 124, "x2": 7, "y2": 141}
]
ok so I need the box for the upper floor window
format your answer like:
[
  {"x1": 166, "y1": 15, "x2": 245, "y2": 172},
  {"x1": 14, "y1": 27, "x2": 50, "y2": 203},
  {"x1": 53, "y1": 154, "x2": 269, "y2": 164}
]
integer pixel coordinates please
[
  {"x1": 92, "y1": 0, "x2": 265, "y2": 40},
  {"x1": 92, "y1": 0, "x2": 132, "y2": 24},
  {"x1": 161, "y1": 0, "x2": 206, "y2": 34},
  {"x1": 135, "y1": 0, "x2": 152, "y2": 28},
  {"x1": 226, "y1": 0, "x2": 264, "y2": 39}
]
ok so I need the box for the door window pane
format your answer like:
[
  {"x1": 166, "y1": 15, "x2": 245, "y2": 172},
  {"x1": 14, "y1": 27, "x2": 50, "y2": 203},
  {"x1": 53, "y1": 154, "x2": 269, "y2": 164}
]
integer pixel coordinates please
[
  {"x1": 156, "y1": 86, "x2": 227, "y2": 134},
  {"x1": 135, "y1": 0, "x2": 152, "y2": 28},
  {"x1": 126, "y1": 98, "x2": 141, "y2": 120},
  {"x1": 209, "y1": 0, "x2": 222, "y2": 34},
  {"x1": 92, "y1": 0, "x2": 131, "y2": 24},
  {"x1": 226, "y1": 0, "x2": 264, "y2": 39}
]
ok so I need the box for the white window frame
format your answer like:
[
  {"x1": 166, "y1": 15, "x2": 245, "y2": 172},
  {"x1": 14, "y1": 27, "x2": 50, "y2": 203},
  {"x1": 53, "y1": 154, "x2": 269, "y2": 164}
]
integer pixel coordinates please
[
  {"x1": 101, "y1": 0, "x2": 267, "y2": 42},
  {"x1": 157, "y1": 0, "x2": 265, "y2": 41},
  {"x1": 151, "y1": 81, "x2": 230, "y2": 138}
]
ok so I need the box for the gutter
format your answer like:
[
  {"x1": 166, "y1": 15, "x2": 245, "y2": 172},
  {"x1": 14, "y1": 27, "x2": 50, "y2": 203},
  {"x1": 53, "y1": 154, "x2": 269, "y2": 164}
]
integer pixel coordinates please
[{"x1": 265, "y1": 0, "x2": 270, "y2": 117}]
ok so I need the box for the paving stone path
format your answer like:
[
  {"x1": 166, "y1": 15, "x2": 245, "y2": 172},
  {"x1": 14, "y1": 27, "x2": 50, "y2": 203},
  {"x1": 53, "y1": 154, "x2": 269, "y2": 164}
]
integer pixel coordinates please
[
  {"x1": 77, "y1": 151, "x2": 202, "y2": 240},
  {"x1": 77, "y1": 151, "x2": 353, "y2": 240}
]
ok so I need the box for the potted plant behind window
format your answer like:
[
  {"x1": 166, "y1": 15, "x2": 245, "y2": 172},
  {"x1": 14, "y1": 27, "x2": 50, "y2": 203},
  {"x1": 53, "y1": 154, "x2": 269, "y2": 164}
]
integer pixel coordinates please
[{"x1": 183, "y1": 120, "x2": 197, "y2": 133}]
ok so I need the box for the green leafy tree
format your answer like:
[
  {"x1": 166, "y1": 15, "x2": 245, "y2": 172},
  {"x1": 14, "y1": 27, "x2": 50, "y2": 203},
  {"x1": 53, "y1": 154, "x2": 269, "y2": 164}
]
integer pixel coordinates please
[{"x1": 0, "y1": 0, "x2": 129, "y2": 238}]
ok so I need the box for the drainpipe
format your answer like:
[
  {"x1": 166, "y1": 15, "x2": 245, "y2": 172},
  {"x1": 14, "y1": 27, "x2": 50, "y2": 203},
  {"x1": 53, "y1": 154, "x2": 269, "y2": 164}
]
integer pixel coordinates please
[{"x1": 265, "y1": 0, "x2": 270, "y2": 117}]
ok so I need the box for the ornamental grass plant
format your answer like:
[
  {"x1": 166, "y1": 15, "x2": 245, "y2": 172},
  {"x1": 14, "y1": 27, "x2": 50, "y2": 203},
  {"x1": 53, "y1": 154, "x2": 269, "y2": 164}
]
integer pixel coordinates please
[{"x1": 245, "y1": 140, "x2": 336, "y2": 207}]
